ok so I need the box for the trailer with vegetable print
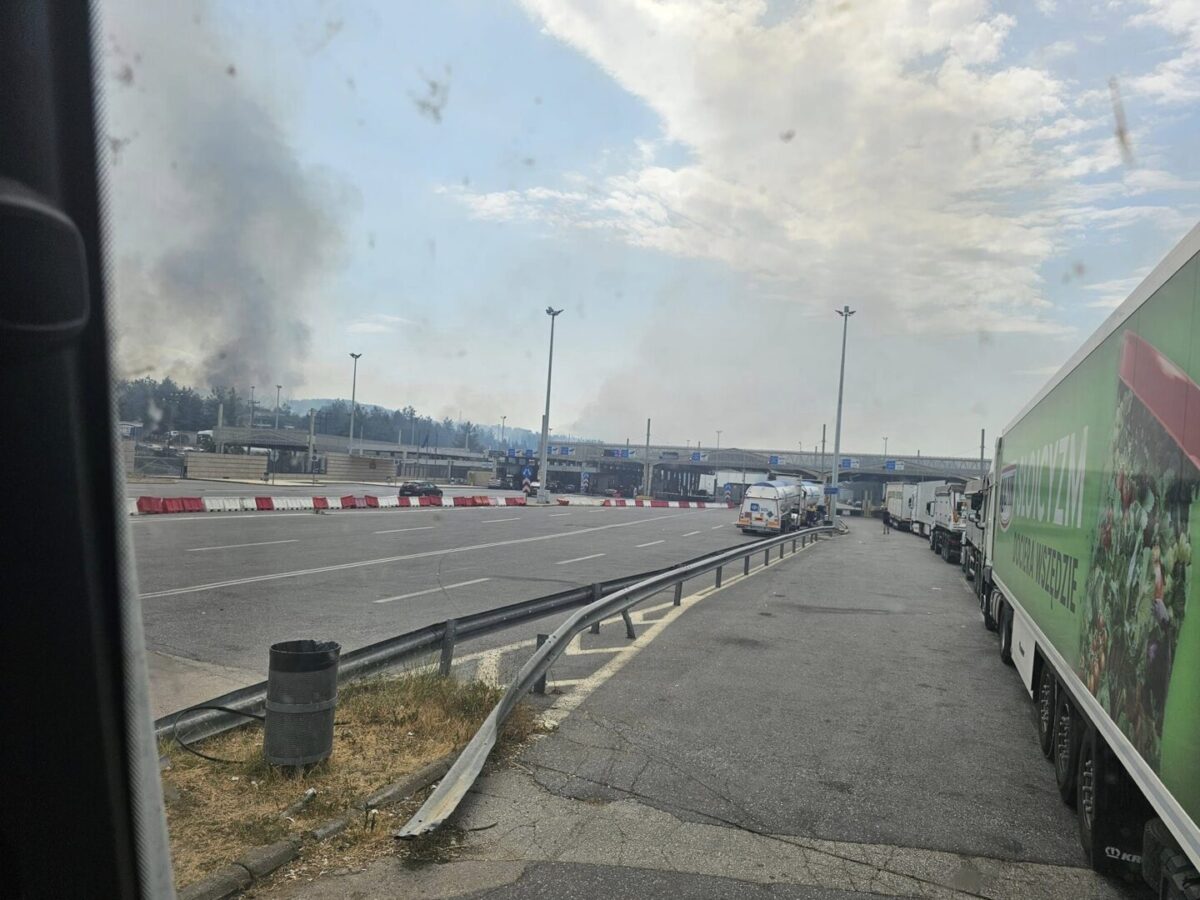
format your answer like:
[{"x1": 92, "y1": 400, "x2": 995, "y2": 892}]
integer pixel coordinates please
[{"x1": 985, "y1": 223, "x2": 1200, "y2": 894}]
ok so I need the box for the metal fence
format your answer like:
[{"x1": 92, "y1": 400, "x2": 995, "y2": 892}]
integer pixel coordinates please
[{"x1": 395, "y1": 521, "x2": 844, "y2": 838}]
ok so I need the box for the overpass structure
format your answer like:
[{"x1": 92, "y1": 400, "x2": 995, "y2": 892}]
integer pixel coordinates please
[{"x1": 209, "y1": 426, "x2": 986, "y2": 499}]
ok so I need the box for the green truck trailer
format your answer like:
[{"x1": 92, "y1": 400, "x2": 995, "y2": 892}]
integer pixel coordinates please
[{"x1": 971, "y1": 225, "x2": 1200, "y2": 893}]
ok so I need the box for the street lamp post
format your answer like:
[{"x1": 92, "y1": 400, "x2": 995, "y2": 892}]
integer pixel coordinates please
[
  {"x1": 536, "y1": 307, "x2": 563, "y2": 504},
  {"x1": 348, "y1": 352, "x2": 362, "y2": 455},
  {"x1": 275, "y1": 385, "x2": 282, "y2": 430},
  {"x1": 828, "y1": 306, "x2": 855, "y2": 523},
  {"x1": 500, "y1": 416, "x2": 507, "y2": 448},
  {"x1": 716, "y1": 430, "x2": 722, "y2": 453},
  {"x1": 883, "y1": 436, "x2": 888, "y2": 458},
  {"x1": 249, "y1": 385, "x2": 255, "y2": 428}
]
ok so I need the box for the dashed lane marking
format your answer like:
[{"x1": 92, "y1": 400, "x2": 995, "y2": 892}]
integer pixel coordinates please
[
  {"x1": 555, "y1": 553, "x2": 606, "y2": 566},
  {"x1": 187, "y1": 539, "x2": 299, "y2": 553},
  {"x1": 374, "y1": 578, "x2": 491, "y2": 604}
]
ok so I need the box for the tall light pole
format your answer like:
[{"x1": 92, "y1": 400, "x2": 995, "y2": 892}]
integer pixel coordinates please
[
  {"x1": 249, "y1": 385, "x2": 255, "y2": 428},
  {"x1": 348, "y1": 352, "x2": 362, "y2": 455},
  {"x1": 274, "y1": 385, "x2": 282, "y2": 430},
  {"x1": 716, "y1": 430, "x2": 722, "y2": 453},
  {"x1": 536, "y1": 307, "x2": 563, "y2": 503},
  {"x1": 500, "y1": 416, "x2": 507, "y2": 448},
  {"x1": 829, "y1": 306, "x2": 855, "y2": 523},
  {"x1": 883, "y1": 436, "x2": 888, "y2": 458}
]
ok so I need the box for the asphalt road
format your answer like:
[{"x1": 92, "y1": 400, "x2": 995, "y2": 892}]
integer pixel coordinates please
[{"x1": 132, "y1": 503, "x2": 745, "y2": 712}]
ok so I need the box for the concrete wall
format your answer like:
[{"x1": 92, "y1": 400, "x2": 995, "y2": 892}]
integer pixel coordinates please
[
  {"x1": 325, "y1": 453, "x2": 394, "y2": 481},
  {"x1": 185, "y1": 453, "x2": 268, "y2": 481}
]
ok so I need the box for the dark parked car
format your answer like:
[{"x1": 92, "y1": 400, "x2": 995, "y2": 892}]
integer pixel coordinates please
[{"x1": 399, "y1": 481, "x2": 443, "y2": 497}]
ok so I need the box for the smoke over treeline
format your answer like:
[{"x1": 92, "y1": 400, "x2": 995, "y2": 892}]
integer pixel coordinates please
[{"x1": 102, "y1": 2, "x2": 352, "y2": 390}]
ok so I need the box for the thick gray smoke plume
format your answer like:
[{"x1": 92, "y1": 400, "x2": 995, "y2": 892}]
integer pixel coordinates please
[{"x1": 102, "y1": 2, "x2": 350, "y2": 389}]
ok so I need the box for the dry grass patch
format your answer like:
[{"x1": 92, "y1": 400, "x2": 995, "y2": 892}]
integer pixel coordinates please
[{"x1": 162, "y1": 671, "x2": 537, "y2": 889}]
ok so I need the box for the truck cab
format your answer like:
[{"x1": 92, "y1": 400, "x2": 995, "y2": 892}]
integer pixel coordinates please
[{"x1": 930, "y1": 484, "x2": 966, "y2": 563}]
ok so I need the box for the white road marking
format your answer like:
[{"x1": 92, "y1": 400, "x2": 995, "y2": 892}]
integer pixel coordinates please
[
  {"x1": 711, "y1": 524, "x2": 724, "y2": 530},
  {"x1": 548, "y1": 513, "x2": 571, "y2": 517},
  {"x1": 187, "y1": 539, "x2": 298, "y2": 553},
  {"x1": 131, "y1": 512, "x2": 319, "y2": 523},
  {"x1": 682, "y1": 530, "x2": 701, "y2": 537},
  {"x1": 374, "y1": 578, "x2": 491, "y2": 604},
  {"x1": 636, "y1": 540, "x2": 665, "y2": 548},
  {"x1": 481, "y1": 517, "x2": 521, "y2": 524},
  {"x1": 555, "y1": 553, "x2": 606, "y2": 566},
  {"x1": 374, "y1": 526, "x2": 436, "y2": 535},
  {"x1": 139, "y1": 512, "x2": 690, "y2": 599}
]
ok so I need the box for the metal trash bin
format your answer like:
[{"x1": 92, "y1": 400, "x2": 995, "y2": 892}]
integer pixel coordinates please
[{"x1": 264, "y1": 639, "x2": 340, "y2": 767}]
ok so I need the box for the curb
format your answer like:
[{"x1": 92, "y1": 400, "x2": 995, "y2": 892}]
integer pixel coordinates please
[{"x1": 174, "y1": 751, "x2": 457, "y2": 899}]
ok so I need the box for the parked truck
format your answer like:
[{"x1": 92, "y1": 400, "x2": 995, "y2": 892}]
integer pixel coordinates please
[
  {"x1": 972, "y1": 225, "x2": 1200, "y2": 891},
  {"x1": 960, "y1": 475, "x2": 990, "y2": 585},
  {"x1": 911, "y1": 480, "x2": 945, "y2": 538},
  {"x1": 929, "y1": 483, "x2": 966, "y2": 564},
  {"x1": 884, "y1": 482, "x2": 917, "y2": 531},
  {"x1": 737, "y1": 481, "x2": 807, "y2": 535}
]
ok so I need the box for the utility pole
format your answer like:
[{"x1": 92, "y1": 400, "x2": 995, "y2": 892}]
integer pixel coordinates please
[
  {"x1": 308, "y1": 408, "x2": 316, "y2": 484},
  {"x1": 274, "y1": 384, "x2": 282, "y2": 430},
  {"x1": 348, "y1": 352, "x2": 362, "y2": 455},
  {"x1": 883, "y1": 435, "x2": 888, "y2": 458},
  {"x1": 980, "y1": 428, "x2": 986, "y2": 477},
  {"x1": 643, "y1": 418, "x2": 652, "y2": 498},
  {"x1": 500, "y1": 415, "x2": 506, "y2": 448},
  {"x1": 820, "y1": 423, "x2": 826, "y2": 481},
  {"x1": 536, "y1": 307, "x2": 563, "y2": 504},
  {"x1": 217, "y1": 402, "x2": 225, "y2": 454},
  {"x1": 248, "y1": 385, "x2": 255, "y2": 454},
  {"x1": 829, "y1": 306, "x2": 855, "y2": 523}
]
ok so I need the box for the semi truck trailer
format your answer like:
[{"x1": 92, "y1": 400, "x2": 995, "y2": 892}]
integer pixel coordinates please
[
  {"x1": 884, "y1": 482, "x2": 917, "y2": 531},
  {"x1": 974, "y1": 224, "x2": 1200, "y2": 892}
]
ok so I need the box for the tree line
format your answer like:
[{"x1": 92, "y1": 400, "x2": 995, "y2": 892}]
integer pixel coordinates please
[{"x1": 114, "y1": 377, "x2": 549, "y2": 452}]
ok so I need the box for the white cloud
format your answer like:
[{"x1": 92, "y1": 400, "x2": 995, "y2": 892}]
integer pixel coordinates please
[
  {"x1": 1127, "y1": 2, "x2": 1200, "y2": 104},
  {"x1": 345, "y1": 313, "x2": 414, "y2": 334}
]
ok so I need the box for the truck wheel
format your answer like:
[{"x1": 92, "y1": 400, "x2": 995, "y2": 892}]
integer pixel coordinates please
[
  {"x1": 1036, "y1": 664, "x2": 1055, "y2": 759},
  {"x1": 1077, "y1": 723, "x2": 1152, "y2": 875},
  {"x1": 982, "y1": 590, "x2": 998, "y2": 631},
  {"x1": 1054, "y1": 688, "x2": 1080, "y2": 807},
  {"x1": 929, "y1": 532, "x2": 937, "y2": 552},
  {"x1": 998, "y1": 602, "x2": 1014, "y2": 665}
]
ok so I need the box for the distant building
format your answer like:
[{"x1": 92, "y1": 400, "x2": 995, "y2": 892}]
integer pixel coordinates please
[{"x1": 118, "y1": 421, "x2": 144, "y2": 440}]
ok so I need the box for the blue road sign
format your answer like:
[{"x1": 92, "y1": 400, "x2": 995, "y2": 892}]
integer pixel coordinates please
[
  {"x1": 581, "y1": 472, "x2": 591, "y2": 490},
  {"x1": 524, "y1": 449, "x2": 534, "y2": 458},
  {"x1": 522, "y1": 466, "x2": 533, "y2": 478},
  {"x1": 691, "y1": 452, "x2": 702, "y2": 461},
  {"x1": 769, "y1": 455, "x2": 780, "y2": 465},
  {"x1": 507, "y1": 448, "x2": 516, "y2": 458},
  {"x1": 885, "y1": 459, "x2": 896, "y2": 471},
  {"x1": 824, "y1": 485, "x2": 840, "y2": 495}
]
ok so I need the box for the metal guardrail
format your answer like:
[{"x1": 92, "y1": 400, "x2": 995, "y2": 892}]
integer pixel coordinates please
[
  {"x1": 395, "y1": 521, "x2": 845, "y2": 838},
  {"x1": 156, "y1": 540, "x2": 798, "y2": 745}
]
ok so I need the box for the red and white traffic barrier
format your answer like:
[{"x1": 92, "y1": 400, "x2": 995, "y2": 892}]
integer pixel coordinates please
[{"x1": 129, "y1": 493, "x2": 730, "y2": 516}]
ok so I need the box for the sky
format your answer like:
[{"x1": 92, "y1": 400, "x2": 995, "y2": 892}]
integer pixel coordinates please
[{"x1": 98, "y1": 0, "x2": 1200, "y2": 457}]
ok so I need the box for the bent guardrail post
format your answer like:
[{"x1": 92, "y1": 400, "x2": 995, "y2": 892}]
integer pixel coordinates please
[
  {"x1": 438, "y1": 619, "x2": 457, "y2": 677},
  {"x1": 533, "y1": 633, "x2": 549, "y2": 695},
  {"x1": 395, "y1": 524, "x2": 840, "y2": 839},
  {"x1": 621, "y1": 609, "x2": 636, "y2": 639}
]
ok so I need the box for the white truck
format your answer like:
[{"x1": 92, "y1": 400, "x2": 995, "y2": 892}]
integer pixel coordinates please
[
  {"x1": 911, "y1": 480, "x2": 946, "y2": 538},
  {"x1": 737, "y1": 481, "x2": 806, "y2": 535},
  {"x1": 929, "y1": 483, "x2": 965, "y2": 564},
  {"x1": 884, "y1": 482, "x2": 917, "y2": 531},
  {"x1": 970, "y1": 224, "x2": 1200, "y2": 889}
]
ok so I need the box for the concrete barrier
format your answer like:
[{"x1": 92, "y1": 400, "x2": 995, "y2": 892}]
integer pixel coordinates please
[
  {"x1": 184, "y1": 453, "x2": 268, "y2": 481},
  {"x1": 324, "y1": 453, "x2": 392, "y2": 482}
]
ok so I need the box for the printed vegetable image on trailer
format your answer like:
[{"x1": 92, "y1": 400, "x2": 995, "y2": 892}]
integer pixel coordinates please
[{"x1": 992, "y1": 237, "x2": 1200, "y2": 874}]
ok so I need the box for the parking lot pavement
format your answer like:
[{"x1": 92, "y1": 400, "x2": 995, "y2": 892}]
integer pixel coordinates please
[{"x1": 272, "y1": 523, "x2": 1142, "y2": 900}]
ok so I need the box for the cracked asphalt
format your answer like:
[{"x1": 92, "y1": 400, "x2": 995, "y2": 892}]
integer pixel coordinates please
[{"x1": 270, "y1": 524, "x2": 1145, "y2": 899}]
